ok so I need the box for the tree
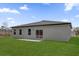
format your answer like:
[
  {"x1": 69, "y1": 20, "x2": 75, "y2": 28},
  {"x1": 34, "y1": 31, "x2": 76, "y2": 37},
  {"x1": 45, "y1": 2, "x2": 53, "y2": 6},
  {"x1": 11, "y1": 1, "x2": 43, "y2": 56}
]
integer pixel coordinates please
[
  {"x1": 0, "y1": 21, "x2": 11, "y2": 36},
  {"x1": 74, "y1": 27, "x2": 79, "y2": 35},
  {"x1": 1, "y1": 21, "x2": 8, "y2": 29}
]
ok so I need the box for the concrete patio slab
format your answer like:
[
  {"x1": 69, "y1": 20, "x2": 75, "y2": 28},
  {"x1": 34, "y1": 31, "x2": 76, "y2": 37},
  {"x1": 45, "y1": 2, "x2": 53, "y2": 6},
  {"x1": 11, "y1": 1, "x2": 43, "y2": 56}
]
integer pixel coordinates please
[{"x1": 18, "y1": 39, "x2": 42, "y2": 42}]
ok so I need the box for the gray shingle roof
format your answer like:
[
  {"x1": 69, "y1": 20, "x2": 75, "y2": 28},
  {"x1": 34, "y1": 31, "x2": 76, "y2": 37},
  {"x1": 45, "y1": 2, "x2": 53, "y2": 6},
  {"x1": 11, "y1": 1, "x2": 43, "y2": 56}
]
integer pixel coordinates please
[{"x1": 11, "y1": 20, "x2": 72, "y2": 28}]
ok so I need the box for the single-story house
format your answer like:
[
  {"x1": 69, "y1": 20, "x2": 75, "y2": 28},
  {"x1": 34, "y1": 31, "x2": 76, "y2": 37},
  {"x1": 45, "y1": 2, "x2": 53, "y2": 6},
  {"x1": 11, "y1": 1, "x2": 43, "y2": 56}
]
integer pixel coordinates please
[{"x1": 11, "y1": 20, "x2": 72, "y2": 41}]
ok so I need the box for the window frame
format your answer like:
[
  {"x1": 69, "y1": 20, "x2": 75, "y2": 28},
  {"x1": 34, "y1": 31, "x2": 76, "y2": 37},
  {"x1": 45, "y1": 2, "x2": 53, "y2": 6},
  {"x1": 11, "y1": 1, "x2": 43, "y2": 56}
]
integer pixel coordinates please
[
  {"x1": 19, "y1": 29, "x2": 22, "y2": 35},
  {"x1": 28, "y1": 29, "x2": 31, "y2": 35},
  {"x1": 13, "y1": 29, "x2": 16, "y2": 35}
]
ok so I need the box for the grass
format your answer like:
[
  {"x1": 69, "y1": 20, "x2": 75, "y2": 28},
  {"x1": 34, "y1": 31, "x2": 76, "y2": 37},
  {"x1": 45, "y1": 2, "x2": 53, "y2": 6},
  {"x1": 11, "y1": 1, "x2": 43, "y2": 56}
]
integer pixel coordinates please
[{"x1": 0, "y1": 36, "x2": 79, "y2": 56}]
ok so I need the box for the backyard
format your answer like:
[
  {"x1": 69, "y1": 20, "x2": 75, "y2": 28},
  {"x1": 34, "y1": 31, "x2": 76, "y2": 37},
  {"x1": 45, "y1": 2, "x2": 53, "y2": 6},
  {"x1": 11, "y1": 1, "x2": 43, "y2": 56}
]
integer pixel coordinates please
[{"x1": 0, "y1": 36, "x2": 79, "y2": 56}]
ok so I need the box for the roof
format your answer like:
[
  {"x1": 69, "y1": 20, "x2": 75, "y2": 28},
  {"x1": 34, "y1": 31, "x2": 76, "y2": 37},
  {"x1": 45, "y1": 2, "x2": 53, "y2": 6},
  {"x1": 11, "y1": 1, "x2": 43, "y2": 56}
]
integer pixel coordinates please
[{"x1": 11, "y1": 20, "x2": 72, "y2": 28}]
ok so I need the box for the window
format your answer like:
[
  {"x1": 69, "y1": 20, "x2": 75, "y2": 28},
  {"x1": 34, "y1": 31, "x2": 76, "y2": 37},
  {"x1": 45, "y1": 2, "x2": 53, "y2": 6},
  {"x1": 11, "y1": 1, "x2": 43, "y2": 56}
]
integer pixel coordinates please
[
  {"x1": 36, "y1": 30, "x2": 43, "y2": 38},
  {"x1": 19, "y1": 29, "x2": 22, "y2": 35},
  {"x1": 28, "y1": 29, "x2": 31, "y2": 35},
  {"x1": 13, "y1": 29, "x2": 16, "y2": 35},
  {"x1": 40, "y1": 30, "x2": 43, "y2": 35},
  {"x1": 36, "y1": 30, "x2": 39, "y2": 35}
]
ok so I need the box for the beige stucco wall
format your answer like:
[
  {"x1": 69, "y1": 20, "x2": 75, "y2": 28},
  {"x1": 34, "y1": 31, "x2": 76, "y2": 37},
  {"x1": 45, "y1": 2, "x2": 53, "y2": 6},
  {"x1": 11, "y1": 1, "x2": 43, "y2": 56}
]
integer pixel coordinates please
[{"x1": 12, "y1": 24, "x2": 71, "y2": 41}]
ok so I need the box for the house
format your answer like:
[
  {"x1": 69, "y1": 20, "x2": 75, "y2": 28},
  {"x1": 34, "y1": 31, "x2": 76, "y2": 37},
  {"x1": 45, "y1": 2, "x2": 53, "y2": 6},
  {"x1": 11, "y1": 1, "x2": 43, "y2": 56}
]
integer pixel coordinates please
[
  {"x1": 11, "y1": 20, "x2": 72, "y2": 41},
  {"x1": 0, "y1": 28, "x2": 12, "y2": 36},
  {"x1": 73, "y1": 27, "x2": 79, "y2": 36}
]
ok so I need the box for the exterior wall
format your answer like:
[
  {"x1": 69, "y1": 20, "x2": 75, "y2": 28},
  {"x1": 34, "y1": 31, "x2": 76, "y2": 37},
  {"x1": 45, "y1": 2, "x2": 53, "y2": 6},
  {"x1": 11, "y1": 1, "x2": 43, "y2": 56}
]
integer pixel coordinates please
[{"x1": 12, "y1": 24, "x2": 71, "y2": 41}]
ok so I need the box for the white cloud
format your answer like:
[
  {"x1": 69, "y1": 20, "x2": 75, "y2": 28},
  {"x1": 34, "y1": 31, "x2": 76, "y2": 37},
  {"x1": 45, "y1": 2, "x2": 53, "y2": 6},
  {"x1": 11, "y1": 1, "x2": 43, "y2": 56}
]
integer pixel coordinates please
[
  {"x1": 20, "y1": 5, "x2": 29, "y2": 10},
  {"x1": 9, "y1": 20, "x2": 15, "y2": 24},
  {"x1": 61, "y1": 19, "x2": 70, "y2": 22},
  {"x1": 75, "y1": 15, "x2": 79, "y2": 18},
  {"x1": 7, "y1": 18, "x2": 13, "y2": 20},
  {"x1": 31, "y1": 16, "x2": 36, "y2": 19},
  {"x1": 7, "y1": 17, "x2": 15, "y2": 24},
  {"x1": 64, "y1": 3, "x2": 79, "y2": 11},
  {"x1": 64, "y1": 3, "x2": 75, "y2": 11},
  {"x1": 0, "y1": 8, "x2": 20, "y2": 14}
]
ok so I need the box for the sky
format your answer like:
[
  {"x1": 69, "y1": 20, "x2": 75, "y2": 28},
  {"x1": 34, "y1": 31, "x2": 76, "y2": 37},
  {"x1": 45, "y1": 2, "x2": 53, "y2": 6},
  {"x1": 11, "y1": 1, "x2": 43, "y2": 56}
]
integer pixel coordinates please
[{"x1": 0, "y1": 3, "x2": 79, "y2": 27}]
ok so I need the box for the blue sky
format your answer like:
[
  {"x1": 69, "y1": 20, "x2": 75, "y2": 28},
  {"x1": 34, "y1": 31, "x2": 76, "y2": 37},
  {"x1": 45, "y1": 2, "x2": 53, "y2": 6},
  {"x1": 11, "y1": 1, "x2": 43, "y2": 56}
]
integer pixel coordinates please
[{"x1": 0, "y1": 3, "x2": 79, "y2": 27}]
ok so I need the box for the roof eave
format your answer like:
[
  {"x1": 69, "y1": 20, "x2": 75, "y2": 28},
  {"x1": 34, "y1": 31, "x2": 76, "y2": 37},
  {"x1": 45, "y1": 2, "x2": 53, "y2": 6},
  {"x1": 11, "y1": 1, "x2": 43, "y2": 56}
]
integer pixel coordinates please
[{"x1": 11, "y1": 23, "x2": 72, "y2": 29}]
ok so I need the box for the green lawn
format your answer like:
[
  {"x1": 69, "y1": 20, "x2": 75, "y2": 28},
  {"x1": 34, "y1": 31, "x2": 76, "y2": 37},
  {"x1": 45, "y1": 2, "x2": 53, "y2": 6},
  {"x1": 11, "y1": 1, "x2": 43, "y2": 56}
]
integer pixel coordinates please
[{"x1": 0, "y1": 36, "x2": 79, "y2": 56}]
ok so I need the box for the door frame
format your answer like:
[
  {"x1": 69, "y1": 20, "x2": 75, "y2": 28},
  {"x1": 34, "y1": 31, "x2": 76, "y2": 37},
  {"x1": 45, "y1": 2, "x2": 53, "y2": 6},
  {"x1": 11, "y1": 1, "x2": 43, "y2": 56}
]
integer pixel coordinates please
[{"x1": 36, "y1": 30, "x2": 43, "y2": 38}]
